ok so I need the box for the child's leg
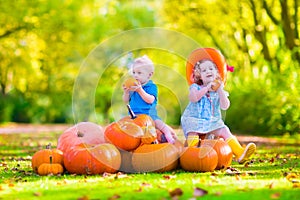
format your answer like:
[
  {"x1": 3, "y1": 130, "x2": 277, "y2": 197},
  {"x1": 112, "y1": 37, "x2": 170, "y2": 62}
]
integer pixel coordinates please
[
  {"x1": 215, "y1": 126, "x2": 256, "y2": 164},
  {"x1": 155, "y1": 119, "x2": 175, "y2": 144}
]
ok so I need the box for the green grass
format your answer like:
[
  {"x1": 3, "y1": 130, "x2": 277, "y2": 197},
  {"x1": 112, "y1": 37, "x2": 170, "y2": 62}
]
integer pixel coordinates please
[{"x1": 0, "y1": 130, "x2": 299, "y2": 200}]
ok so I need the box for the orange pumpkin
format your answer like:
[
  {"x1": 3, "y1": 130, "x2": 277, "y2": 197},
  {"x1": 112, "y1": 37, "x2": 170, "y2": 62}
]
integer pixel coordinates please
[
  {"x1": 180, "y1": 146, "x2": 218, "y2": 172},
  {"x1": 123, "y1": 77, "x2": 139, "y2": 88},
  {"x1": 132, "y1": 143, "x2": 179, "y2": 173},
  {"x1": 64, "y1": 143, "x2": 121, "y2": 175},
  {"x1": 104, "y1": 121, "x2": 143, "y2": 151},
  {"x1": 57, "y1": 122, "x2": 105, "y2": 153},
  {"x1": 211, "y1": 79, "x2": 221, "y2": 91},
  {"x1": 31, "y1": 143, "x2": 64, "y2": 173},
  {"x1": 120, "y1": 105, "x2": 155, "y2": 127},
  {"x1": 201, "y1": 139, "x2": 233, "y2": 169},
  {"x1": 141, "y1": 125, "x2": 157, "y2": 145},
  {"x1": 37, "y1": 156, "x2": 64, "y2": 176}
]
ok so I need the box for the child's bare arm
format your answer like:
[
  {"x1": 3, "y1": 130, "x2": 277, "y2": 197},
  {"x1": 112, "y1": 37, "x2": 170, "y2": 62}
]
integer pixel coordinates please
[
  {"x1": 135, "y1": 87, "x2": 155, "y2": 104},
  {"x1": 217, "y1": 83, "x2": 230, "y2": 110},
  {"x1": 189, "y1": 83, "x2": 213, "y2": 102}
]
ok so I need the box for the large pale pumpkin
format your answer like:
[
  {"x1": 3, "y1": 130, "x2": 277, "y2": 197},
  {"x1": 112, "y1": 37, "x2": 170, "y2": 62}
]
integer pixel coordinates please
[
  {"x1": 31, "y1": 143, "x2": 64, "y2": 173},
  {"x1": 201, "y1": 139, "x2": 233, "y2": 169},
  {"x1": 57, "y1": 122, "x2": 105, "y2": 153},
  {"x1": 64, "y1": 143, "x2": 121, "y2": 175},
  {"x1": 180, "y1": 146, "x2": 218, "y2": 172},
  {"x1": 104, "y1": 121, "x2": 143, "y2": 151},
  {"x1": 132, "y1": 143, "x2": 179, "y2": 173},
  {"x1": 118, "y1": 149, "x2": 135, "y2": 173}
]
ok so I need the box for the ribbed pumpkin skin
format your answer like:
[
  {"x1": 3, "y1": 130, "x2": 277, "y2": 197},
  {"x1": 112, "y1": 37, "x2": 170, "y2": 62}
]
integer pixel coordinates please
[
  {"x1": 132, "y1": 143, "x2": 179, "y2": 173},
  {"x1": 120, "y1": 114, "x2": 154, "y2": 127},
  {"x1": 180, "y1": 146, "x2": 218, "y2": 172},
  {"x1": 64, "y1": 143, "x2": 121, "y2": 175},
  {"x1": 104, "y1": 121, "x2": 143, "y2": 151},
  {"x1": 57, "y1": 122, "x2": 105, "y2": 153},
  {"x1": 121, "y1": 114, "x2": 157, "y2": 145},
  {"x1": 37, "y1": 162, "x2": 64, "y2": 176},
  {"x1": 31, "y1": 148, "x2": 63, "y2": 173},
  {"x1": 201, "y1": 139, "x2": 233, "y2": 169}
]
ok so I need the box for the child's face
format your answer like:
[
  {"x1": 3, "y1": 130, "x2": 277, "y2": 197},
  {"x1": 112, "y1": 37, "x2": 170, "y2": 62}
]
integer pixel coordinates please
[
  {"x1": 195, "y1": 60, "x2": 218, "y2": 84},
  {"x1": 132, "y1": 65, "x2": 153, "y2": 84}
]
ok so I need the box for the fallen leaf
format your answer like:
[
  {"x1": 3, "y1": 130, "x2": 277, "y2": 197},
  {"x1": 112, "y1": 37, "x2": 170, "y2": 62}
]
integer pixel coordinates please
[
  {"x1": 77, "y1": 195, "x2": 89, "y2": 200},
  {"x1": 268, "y1": 182, "x2": 274, "y2": 189},
  {"x1": 293, "y1": 183, "x2": 300, "y2": 188},
  {"x1": 286, "y1": 173, "x2": 299, "y2": 183},
  {"x1": 141, "y1": 182, "x2": 152, "y2": 187},
  {"x1": 108, "y1": 194, "x2": 120, "y2": 200},
  {"x1": 193, "y1": 187, "x2": 208, "y2": 197},
  {"x1": 169, "y1": 188, "x2": 183, "y2": 197},
  {"x1": 33, "y1": 192, "x2": 42, "y2": 197},
  {"x1": 134, "y1": 187, "x2": 143, "y2": 192},
  {"x1": 270, "y1": 192, "x2": 281, "y2": 199},
  {"x1": 163, "y1": 175, "x2": 176, "y2": 180}
]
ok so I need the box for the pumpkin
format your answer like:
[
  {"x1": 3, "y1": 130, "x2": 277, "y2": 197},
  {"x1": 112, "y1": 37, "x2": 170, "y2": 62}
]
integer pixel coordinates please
[
  {"x1": 123, "y1": 77, "x2": 139, "y2": 88},
  {"x1": 132, "y1": 143, "x2": 179, "y2": 173},
  {"x1": 201, "y1": 139, "x2": 233, "y2": 169},
  {"x1": 57, "y1": 122, "x2": 105, "y2": 153},
  {"x1": 64, "y1": 143, "x2": 121, "y2": 175},
  {"x1": 118, "y1": 149, "x2": 135, "y2": 173},
  {"x1": 180, "y1": 146, "x2": 218, "y2": 172},
  {"x1": 211, "y1": 79, "x2": 221, "y2": 91},
  {"x1": 31, "y1": 143, "x2": 64, "y2": 173},
  {"x1": 104, "y1": 120, "x2": 143, "y2": 151},
  {"x1": 120, "y1": 105, "x2": 155, "y2": 127},
  {"x1": 37, "y1": 156, "x2": 64, "y2": 176},
  {"x1": 141, "y1": 125, "x2": 157, "y2": 145}
]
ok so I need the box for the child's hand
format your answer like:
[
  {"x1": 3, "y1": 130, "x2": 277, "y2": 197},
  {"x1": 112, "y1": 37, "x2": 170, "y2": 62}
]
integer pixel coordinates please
[
  {"x1": 129, "y1": 81, "x2": 141, "y2": 91},
  {"x1": 122, "y1": 84, "x2": 130, "y2": 93},
  {"x1": 207, "y1": 82, "x2": 214, "y2": 92},
  {"x1": 165, "y1": 133, "x2": 175, "y2": 144}
]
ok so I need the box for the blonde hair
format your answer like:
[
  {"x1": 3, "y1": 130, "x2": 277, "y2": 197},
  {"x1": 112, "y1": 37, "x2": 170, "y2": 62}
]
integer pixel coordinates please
[{"x1": 132, "y1": 55, "x2": 154, "y2": 73}]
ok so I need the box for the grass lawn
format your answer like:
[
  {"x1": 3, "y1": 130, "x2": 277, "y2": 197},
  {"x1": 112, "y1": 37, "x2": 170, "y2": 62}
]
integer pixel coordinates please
[{"x1": 0, "y1": 125, "x2": 299, "y2": 200}]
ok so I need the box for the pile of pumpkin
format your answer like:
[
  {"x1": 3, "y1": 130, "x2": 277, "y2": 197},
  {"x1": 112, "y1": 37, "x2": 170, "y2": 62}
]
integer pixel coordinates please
[{"x1": 31, "y1": 109, "x2": 233, "y2": 175}]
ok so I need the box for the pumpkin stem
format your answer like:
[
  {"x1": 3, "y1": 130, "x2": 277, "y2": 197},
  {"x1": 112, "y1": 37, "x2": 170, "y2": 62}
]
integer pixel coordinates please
[
  {"x1": 77, "y1": 131, "x2": 84, "y2": 137},
  {"x1": 46, "y1": 143, "x2": 52, "y2": 149},
  {"x1": 127, "y1": 104, "x2": 137, "y2": 119},
  {"x1": 49, "y1": 155, "x2": 53, "y2": 164}
]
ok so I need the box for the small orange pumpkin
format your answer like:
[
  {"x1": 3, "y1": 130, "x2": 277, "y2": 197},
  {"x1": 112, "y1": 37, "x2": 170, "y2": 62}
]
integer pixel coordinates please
[
  {"x1": 31, "y1": 143, "x2": 64, "y2": 173},
  {"x1": 37, "y1": 156, "x2": 64, "y2": 176},
  {"x1": 201, "y1": 139, "x2": 233, "y2": 169},
  {"x1": 123, "y1": 77, "x2": 139, "y2": 88},
  {"x1": 211, "y1": 79, "x2": 221, "y2": 91},
  {"x1": 180, "y1": 146, "x2": 218, "y2": 172},
  {"x1": 64, "y1": 143, "x2": 121, "y2": 175},
  {"x1": 132, "y1": 143, "x2": 179, "y2": 173}
]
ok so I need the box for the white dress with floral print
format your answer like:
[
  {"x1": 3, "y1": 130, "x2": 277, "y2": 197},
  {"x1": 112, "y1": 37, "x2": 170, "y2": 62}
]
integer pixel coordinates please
[{"x1": 181, "y1": 83, "x2": 227, "y2": 137}]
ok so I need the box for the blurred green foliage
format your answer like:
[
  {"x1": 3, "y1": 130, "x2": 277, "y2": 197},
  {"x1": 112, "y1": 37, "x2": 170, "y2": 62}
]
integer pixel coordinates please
[{"x1": 0, "y1": 0, "x2": 299, "y2": 135}]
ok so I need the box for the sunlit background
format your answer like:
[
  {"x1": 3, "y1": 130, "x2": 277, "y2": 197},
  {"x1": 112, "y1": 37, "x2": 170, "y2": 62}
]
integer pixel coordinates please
[{"x1": 0, "y1": 0, "x2": 299, "y2": 136}]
